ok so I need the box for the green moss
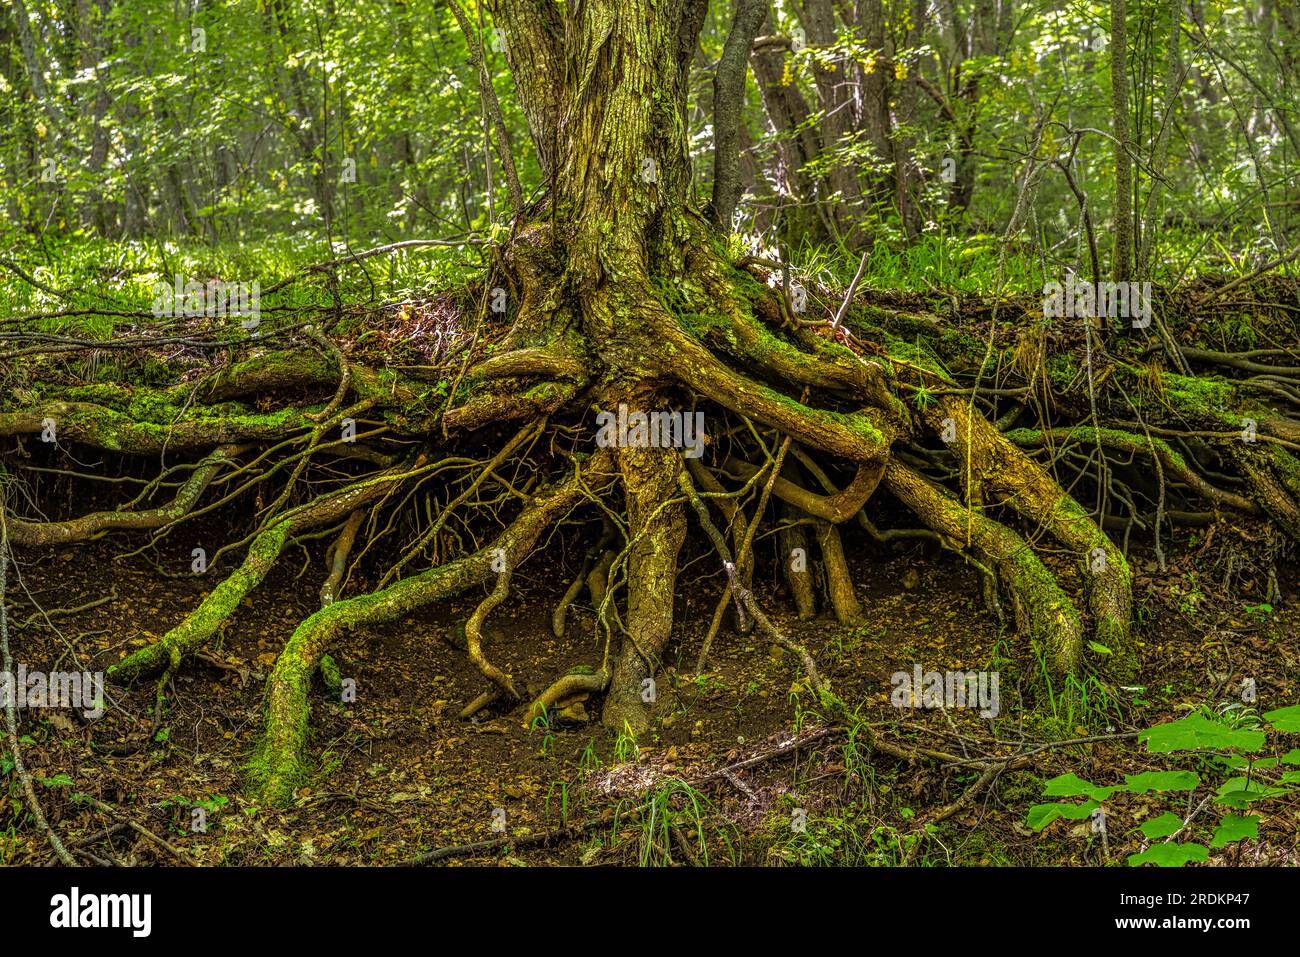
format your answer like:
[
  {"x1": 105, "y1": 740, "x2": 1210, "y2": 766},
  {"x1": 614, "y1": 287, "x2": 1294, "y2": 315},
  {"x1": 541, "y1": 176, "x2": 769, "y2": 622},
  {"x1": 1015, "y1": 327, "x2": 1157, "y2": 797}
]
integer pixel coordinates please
[
  {"x1": 1271, "y1": 446, "x2": 1300, "y2": 498},
  {"x1": 1159, "y1": 370, "x2": 1238, "y2": 423},
  {"x1": 248, "y1": 553, "x2": 484, "y2": 805},
  {"x1": 523, "y1": 381, "x2": 559, "y2": 402},
  {"x1": 110, "y1": 520, "x2": 291, "y2": 681},
  {"x1": 878, "y1": 331, "x2": 952, "y2": 379},
  {"x1": 1045, "y1": 352, "x2": 1078, "y2": 388},
  {"x1": 674, "y1": 311, "x2": 735, "y2": 352},
  {"x1": 724, "y1": 264, "x2": 770, "y2": 302},
  {"x1": 1005, "y1": 538, "x2": 1085, "y2": 673}
]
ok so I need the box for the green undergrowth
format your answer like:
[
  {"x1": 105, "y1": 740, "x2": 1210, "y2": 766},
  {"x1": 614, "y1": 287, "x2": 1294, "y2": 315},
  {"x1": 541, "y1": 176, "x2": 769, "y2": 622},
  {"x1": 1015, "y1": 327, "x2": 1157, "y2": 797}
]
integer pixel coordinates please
[{"x1": 0, "y1": 234, "x2": 481, "y2": 326}]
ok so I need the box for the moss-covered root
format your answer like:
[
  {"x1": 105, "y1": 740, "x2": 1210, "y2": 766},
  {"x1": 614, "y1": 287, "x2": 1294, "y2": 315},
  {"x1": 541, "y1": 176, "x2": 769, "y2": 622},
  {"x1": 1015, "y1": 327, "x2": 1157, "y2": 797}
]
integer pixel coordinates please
[
  {"x1": 0, "y1": 401, "x2": 312, "y2": 454},
  {"x1": 815, "y1": 521, "x2": 864, "y2": 625},
  {"x1": 1003, "y1": 426, "x2": 1257, "y2": 513},
  {"x1": 884, "y1": 461, "x2": 1085, "y2": 673},
  {"x1": 6, "y1": 445, "x2": 239, "y2": 546},
  {"x1": 248, "y1": 449, "x2": 616, "y2": 805},
  {"x1": 110, "y1": 519, "x2": 292, "y2": 683},
  {"x1": 600, "y1": 444, "x2": 686, "y2": 738},
  {"x1": 109, "y1": 462, "x2": 417, "y2": 683},
  {"x1": 931, "y1": 398, "x2": 1133, "y2": 676},
  {"x1": 1238, "y1": 445, "x2": 1300, "y2": 540},
  {"x1": 651, "y1": 300, "x2": 898, "y2": 466}
]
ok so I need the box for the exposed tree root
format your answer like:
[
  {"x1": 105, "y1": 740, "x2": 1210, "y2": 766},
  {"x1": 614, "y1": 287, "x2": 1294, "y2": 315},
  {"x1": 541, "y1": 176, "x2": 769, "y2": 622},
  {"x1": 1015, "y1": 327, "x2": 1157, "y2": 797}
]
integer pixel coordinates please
[
  {"x1": 6, "y1": 445, "x2": 240, "y2": 545},
  {"x1": 320, "y1": 509, "x2": 366, "y2": 606},
  {"x1": 464, "y1": 562, "x2": 520, "y2": 700},
  {"x1": 524, "y1": 666, "x2": 610, "y2": 729},
  {"x1": 6, "y1": 225, "x2": 1300, "y2": 809},
  {"x1": 815, "y1": 521, "x2": 864, "y2": 626},
  {"x1": 551, "y1": 520, "x2": 615, "y2": 639},
  {"x1": 599, "y1": 439, "x2": 686, "y2": 736},
  {"x1": 920, "y1": 394, "x2": 1134, "y2": 676},
  {"x1": 247, "y1": 449, "x2": 616, "y2": 804},
  {"x1": 777, "y1": 505, "x2": 817, "y2": 620},
  {"x1": 882, "y1": 460, "x2": 1086, "y2": 673},
  {"x1": 108, "y1": 456, "x2": 427, "y2": 684},
  {"x1": 679, "y1": 467, "x2": 842, "y2": 718}
]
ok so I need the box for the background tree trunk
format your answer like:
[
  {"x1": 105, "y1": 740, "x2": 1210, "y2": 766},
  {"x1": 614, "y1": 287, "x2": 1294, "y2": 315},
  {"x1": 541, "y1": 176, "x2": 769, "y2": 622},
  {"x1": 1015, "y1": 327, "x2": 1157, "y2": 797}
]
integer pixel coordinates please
[{"x1": 1110, "y1": 0, "x2": 1133, "y2": 279}]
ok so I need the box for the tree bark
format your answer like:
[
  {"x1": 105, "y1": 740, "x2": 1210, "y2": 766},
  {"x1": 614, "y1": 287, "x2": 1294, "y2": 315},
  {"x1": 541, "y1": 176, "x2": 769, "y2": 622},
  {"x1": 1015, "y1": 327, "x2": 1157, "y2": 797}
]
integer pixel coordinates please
[
  {"x1": 708, "y1": 0, "x2": 768, "y2": 230},
  {"x1": 1110, "y1": 0, "x2": 1134, "y2": 279}
]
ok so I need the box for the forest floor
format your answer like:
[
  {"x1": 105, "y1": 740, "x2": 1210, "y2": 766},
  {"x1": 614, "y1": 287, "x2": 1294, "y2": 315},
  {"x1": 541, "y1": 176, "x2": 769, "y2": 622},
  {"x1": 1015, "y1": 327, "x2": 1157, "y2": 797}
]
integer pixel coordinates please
[{"x1": 3, "y1": 496, "x2": 1298, "y2": 866}]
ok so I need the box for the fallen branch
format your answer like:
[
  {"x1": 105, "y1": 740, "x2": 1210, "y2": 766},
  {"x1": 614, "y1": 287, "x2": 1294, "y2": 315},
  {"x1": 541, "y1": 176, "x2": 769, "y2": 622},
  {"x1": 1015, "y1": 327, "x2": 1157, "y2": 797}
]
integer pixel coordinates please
[{"x1": 70, "y1": 793, "x2": 198, "y2": 866}]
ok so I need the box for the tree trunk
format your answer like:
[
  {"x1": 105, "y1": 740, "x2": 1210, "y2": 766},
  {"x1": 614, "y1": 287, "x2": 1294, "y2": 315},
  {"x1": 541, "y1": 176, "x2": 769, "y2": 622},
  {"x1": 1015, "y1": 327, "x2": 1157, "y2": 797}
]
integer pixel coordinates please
[
  {"x1": 1137, "y1": 0, "x2": 1183, "y2": 277},
  {"x1": 1110, "y1": 0, "x2": 1133, "y2": 279},
  {"x1": 708, "y1": 0, "x2": 768, "y2": 230}
]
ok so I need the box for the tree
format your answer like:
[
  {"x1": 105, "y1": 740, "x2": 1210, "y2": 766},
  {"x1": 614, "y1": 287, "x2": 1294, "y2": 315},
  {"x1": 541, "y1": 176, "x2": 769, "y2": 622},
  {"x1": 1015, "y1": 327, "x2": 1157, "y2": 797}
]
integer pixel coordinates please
[
  {"x1": 4, "y1": 0, "x2": 1300, "y2": 810},
  {"x1": 1110, "y1": 0, "x2": 1133, "y2": 279},
  {"x1": 264, "y1": 0, "x2": 1129, "y2": 799}
]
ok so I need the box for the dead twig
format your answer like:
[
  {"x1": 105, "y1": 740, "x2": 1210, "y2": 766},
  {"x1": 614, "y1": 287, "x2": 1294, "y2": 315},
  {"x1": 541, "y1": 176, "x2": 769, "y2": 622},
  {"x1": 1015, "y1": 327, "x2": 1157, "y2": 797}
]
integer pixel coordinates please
[
  {"x1": 0, "y1": 504, "x2": 78, "y2": 866},
  {"x1": 70, "y1": 793, "x2": 199, "y2": 866}
]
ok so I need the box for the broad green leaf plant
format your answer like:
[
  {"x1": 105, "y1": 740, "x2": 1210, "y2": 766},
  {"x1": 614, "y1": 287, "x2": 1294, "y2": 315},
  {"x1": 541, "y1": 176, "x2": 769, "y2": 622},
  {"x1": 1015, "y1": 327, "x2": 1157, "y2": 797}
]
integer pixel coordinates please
[{"x1": 1027, "y1": 704, "x2": 1300, "y2": 866}]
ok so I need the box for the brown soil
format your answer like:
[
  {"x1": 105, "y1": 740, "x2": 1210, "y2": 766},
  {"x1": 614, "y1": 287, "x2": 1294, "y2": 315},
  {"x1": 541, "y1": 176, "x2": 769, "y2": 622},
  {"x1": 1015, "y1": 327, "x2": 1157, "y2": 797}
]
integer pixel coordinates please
[{"x1": 3, "y1": 506, "x2": 1298, "y2": 866}]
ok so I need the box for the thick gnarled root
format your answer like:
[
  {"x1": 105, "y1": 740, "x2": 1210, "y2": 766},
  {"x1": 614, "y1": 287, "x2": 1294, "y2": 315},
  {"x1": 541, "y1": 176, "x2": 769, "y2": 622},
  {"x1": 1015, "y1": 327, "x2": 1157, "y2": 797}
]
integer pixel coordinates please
[
  {"x1": 109, "y1": 460, "x2": 422, "y2": 683},
  {"x1": 599, "y1": 442, "x2": 686, "y2": 737},
  {"x1": 883, "y1": 461, "x2": 1086, "y2": 673},
  {"x1": 248, "y1": 449, "x2": 614, "y2": 804},
  {"x1": 926, "y1": 397, "x2": 1133, "y2": 677}
]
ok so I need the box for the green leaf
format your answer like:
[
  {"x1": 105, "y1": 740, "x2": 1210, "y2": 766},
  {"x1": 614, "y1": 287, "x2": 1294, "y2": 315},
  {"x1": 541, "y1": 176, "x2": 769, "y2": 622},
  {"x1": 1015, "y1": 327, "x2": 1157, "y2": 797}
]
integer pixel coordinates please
[
  {"x1": 1139, "y1": 714, "x2": 1265, "y2": 753},
  {"x1": 1263, "y1": 705, "x2": 1300, "y2": 732},
  {"x1": 1215, "y1": 777, "x2": 1288, "y2": 808},
  {"x1": 1123, "y1": 770, "x2": 1200, "y2": 794},
  {"x1": 1027, "y1": 800, "x2": 1099, "y2": 831},
  {"x1": 1138, "y1": 812, "x2": 1183, "y2": 839},
  {"x1": 1043, "y1": 772, "x2": 1117, "y2": 800},
  {"x1": 1087, "y1": 641, "x2": 1112, "y2": 655},
  {"x1": 1209, "y1": 814, "x2": 1259, "y2": 848},
  {"x1": 1128, "y1": 843, "x2": 1210, "y2": 867},
  {"x1": 1281, "y1": 749, "x2": 1300, "y2": 766},
  {"x1": 1027, "y1": 804, "x2": 1062, "y2": 831}
]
